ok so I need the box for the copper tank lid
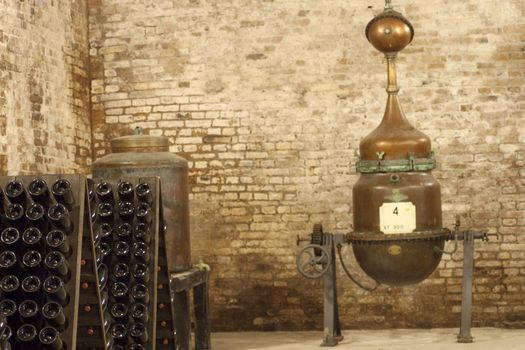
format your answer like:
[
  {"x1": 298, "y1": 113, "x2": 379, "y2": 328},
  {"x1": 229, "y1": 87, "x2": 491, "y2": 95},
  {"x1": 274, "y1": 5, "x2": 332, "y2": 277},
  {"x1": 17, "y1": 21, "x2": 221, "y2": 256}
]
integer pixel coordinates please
[
  {"x1": 359, "y1": 0, "x2": 431, "y2": 161},
  {"x1": 111, "y1": 127, "x2": 170, "y2": 153}
]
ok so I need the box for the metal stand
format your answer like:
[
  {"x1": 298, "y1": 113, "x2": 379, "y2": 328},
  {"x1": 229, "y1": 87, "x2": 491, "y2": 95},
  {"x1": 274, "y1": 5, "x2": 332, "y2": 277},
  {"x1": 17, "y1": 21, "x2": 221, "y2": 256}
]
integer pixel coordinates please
[
  {"x1": 457, "y1": 231, "x2": 476, "y2": 343},
  {"x1": 322, "y1": 239, "x2": 343, "y2": 347},
  {"x1": 170, "y1": 268, "x2": 211, "y2": 350}
]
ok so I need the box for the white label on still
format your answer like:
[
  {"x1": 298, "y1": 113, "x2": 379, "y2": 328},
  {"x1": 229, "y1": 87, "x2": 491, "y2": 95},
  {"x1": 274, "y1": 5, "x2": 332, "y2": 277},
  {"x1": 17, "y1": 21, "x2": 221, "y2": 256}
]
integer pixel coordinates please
[{"x1": 379, "y1": 202, "x2": 416, "y2": 234}]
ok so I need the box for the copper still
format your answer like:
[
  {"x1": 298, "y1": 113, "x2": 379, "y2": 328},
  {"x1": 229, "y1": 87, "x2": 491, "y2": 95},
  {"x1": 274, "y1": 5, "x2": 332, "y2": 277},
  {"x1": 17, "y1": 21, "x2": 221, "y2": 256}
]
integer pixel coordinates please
[
  {"x1": 91, "y1": 130, "x2": 191, "y2": 272},
  {"x1": 349, "y1": 2, "x2": 448, "y2": 285}
]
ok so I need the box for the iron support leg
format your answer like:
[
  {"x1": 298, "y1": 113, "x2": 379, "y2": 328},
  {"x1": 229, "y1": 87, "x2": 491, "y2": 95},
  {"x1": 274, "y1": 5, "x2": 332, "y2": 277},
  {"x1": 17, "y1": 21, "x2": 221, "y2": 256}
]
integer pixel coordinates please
[
  {"x1": 321, "y1": 241, "x2": 343, "y2": 347},
  {"x1": 194, "y1": 274, "x2": 211, "y2": 349},
  {"x1": 174, "y1": 290, "x2": 192, "y2": 350},
  {"x1": 458, "y1": 232, "x2": 474, "y2": 343}
]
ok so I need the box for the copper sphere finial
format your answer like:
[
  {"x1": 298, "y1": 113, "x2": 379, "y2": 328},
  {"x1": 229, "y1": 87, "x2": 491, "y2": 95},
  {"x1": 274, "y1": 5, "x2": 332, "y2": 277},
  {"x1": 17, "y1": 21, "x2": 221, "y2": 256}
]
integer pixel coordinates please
[{"x1": 365, "y1": 1, "x2": 414, "y2": 53}]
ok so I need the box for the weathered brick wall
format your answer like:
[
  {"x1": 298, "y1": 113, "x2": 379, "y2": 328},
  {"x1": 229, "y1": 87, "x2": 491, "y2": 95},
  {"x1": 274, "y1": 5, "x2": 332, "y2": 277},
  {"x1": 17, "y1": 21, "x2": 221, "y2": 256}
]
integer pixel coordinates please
[
  {"x1": 88, "y1": 0, "x2": 525, "y2": 330},
  {"x1": 0, "y1": 0, "x2": 91, "y2": 175}
]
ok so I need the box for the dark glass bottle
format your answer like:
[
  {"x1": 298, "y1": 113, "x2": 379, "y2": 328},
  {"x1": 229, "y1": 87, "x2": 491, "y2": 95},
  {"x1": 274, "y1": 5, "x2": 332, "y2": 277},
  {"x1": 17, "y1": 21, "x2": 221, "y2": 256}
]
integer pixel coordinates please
[
  {"x1": 133, "y1": 223, "x2": 151, "y2": 244},
  {"x1": 43, "y1": 276, "x2": 69, "y2": 306},
  {"x1": 5, "y1": 204, "x2": 25, "y2": 228},
  {"x1": 44, "y1": 251, "x2": 70, "y2": 280},
  {"x1": 0, "y1": 300, "x2": 17, "y2": 322},
  {"x1": 131, "y1": 263, "x2": 150, "y2": 283},
  {"x1": 110, "y1": 282, "x2": 129, "y2": 302},
  {"x1": 0, "y1": 325, "x2": 12, "y2": 347},
  {"x1": 5, "y1": 180, "x2": 27, "y2": 206},
  {"x1": 28, "y1": 178, "x2": 49, "y2": 206},
  {"x1": 130, "y1": 344, "x2": 146, "y2": 350},
  {"x1": 25, "y1": 203, "x2": 47, "y2": 230},
  {"x1": 132, "y1": 241, "x2": 150, "y2": 262},
  {"x1": 117, "y1": 201, "x2": 134, "y2": 221},
  {"x1": 135, "y1": 202, "x2": 152, "y2": 224},
  {"x1": 109, "y1": 323, "x2": 127, "y2": 344},
  {"x1": 117, "y1": 181, "x2": 134, "y2": 201},
  {"x1": 112, "y1": 263, "x2": 130, "y2": 283},
  {"x1": 130, "y1": 303, "x2": 148, "y2": 323},
  {"x1": 22, "y1": 251, "x2": 43, "y2": 277},
  {"x1": 42, "y1": 302, "x2": 67, "y2": 331},
  {"x1": 18, "y1": 300, "x2": 39, "y2": 325},
  {"x1": 110, "y1": 303, "x2": 128, "y2": 322},
  {"x1": 99, "y1": 242, "x2": 112, "y2": 263},
  {"x1": 15, "y1": 324, "x2": 38, "y2": 348},
  {"x1": 22, "y1": 227, "x2": 43, "y2": 251},
  {"x1": 0, "y1": 251, "x2": 19, "y2": 273},
  {"x1": 98, "y1": 263, "x2": 109, "y2": 289},
  {"x1": 94, "y1": 223, "x2": 113, "y2": 244},
  {"x1": 129, "y1": 322, "x2": 148, "y2": 344},
  {"x1": 112, "y1": 241, "x2": 131, "y2": 261},
  {"x1": 95, "y1": 182, "x2": 114, "y2": 203},
  {"x1": 51, "y1": 179, "x2": 75, "y2": 208},
  {"x1": 45, "y1": 230, "x2": 71, "y2": 257},
  {"x1": 87, "y1": 179, "x2": 95, "y2": 204},
  {"x1": 0, "y1": 275, "x2": 19, "y2": 299},
  {"x1": 38, "y1": 327, "x2": 63, "y2": 349},
  {"x1": 136, "y1": 182, "x2": 153, "y2": 204},
  {"x1": 130, "y1": 283, "x2": 150, "y2": 303},
  {"x1": 97, "y1": 202, "x2": 114, "y2": 222},
  {"x1": 0, "y1": 227, "x2": 20, "y2": 249},
  {"x1": 115, "y1": 223, "x2": 132, "y2": 242},
  {"x1": 47, "y1": 203, "x2": 72, "y2": 233},
  {"x1": 100, "y1": 290, "x2": 109, "y2": 312},
  {"x1": 21, "y1": 276, "x2": 42, "y2": 302}
]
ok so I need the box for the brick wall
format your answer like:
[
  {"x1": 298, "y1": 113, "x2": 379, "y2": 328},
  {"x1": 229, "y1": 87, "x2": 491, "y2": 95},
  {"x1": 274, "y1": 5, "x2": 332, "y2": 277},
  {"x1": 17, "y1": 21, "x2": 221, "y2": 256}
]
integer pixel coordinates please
[
  {"x1": 88, "y1": 0, "x2": 525, "y2": 330},
  {"x1": 0, "y1": 0, "x2": 91, "y2": 175}
]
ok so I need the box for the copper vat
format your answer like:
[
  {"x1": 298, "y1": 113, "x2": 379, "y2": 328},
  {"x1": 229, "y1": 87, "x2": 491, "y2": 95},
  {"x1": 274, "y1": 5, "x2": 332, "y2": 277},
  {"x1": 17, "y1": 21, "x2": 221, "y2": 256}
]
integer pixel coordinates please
[
  {"x1": 350, "y1": 4, "x2": 448, "y2": 286},
  {"x1": 91, "y1": 132, "x2": 191, "y2": 272}
]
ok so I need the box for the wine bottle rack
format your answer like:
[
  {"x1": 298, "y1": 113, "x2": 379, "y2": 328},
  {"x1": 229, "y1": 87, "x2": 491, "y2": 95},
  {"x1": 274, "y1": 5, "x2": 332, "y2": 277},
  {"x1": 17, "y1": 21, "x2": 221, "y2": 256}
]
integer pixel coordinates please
[
  {"x1": 88, "y1": 177, "x2": 175, "y2": 350},
  {"x1": 0, "y1": 174, "x2": 104, "y2": 350}
]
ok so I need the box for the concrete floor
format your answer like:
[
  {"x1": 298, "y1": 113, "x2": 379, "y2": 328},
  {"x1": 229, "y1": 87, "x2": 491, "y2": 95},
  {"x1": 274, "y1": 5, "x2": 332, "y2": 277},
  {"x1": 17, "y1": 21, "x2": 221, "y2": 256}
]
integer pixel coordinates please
[{"x1": 212, "y1": 328, "x2": 525, "y2": 349}]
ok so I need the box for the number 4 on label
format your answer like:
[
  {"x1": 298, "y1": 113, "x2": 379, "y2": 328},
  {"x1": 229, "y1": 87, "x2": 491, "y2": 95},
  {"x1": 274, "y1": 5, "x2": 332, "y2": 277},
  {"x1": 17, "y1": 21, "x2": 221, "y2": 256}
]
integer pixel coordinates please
[{"x1": 393, "y1": 207, "x2": 398, "y2": 215}]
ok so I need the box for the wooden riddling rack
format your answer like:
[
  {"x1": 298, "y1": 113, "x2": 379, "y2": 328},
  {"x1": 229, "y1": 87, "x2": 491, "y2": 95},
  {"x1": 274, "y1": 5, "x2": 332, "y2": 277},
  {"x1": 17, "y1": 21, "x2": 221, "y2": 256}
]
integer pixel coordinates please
[
  {"x1": 0, "y1": 174, "x2": 104, "y2": 349},
  {"x1": 0, "y1": 174, "x2": 177, "y2": 350},
  {"x1": 89, "y1": 177, "x2": 176, "y2": 349}
]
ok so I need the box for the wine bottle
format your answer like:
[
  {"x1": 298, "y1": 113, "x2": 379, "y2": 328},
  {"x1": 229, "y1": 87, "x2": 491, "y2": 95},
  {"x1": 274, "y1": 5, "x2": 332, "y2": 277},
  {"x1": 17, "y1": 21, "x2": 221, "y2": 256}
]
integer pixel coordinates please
[
  {"x1": 42, "y1": 302, "x2": 67, "y2": 331},
  {"x1": 4, "y1": 204, "x2": 25, "y2": 228},
  {"x1": 5, "y1": 179, "x2": 27, "y2": 206},
  {"x1": 95, "y1": 182, "x2": 114, "y2": 203},
  {"x1": 110, "y1": 282, "x2": 129, "y2": 301},
  {"x1": 115, "y1": 223, "x2": 132, "y2": 242},
  {"x1": 96, "y1": 202, "x2": 114, "y2": 222},
  {"x1": 15, "y1": 324, "x2": 38, "y2": 347},
  {"x1": 45, "y1": 230, "x2": 71, "y2": 257},
  {"x1": 112, "y1": 241, "x2": 130, "y2": 261},
  {"x1": 130, "y1": 283, "x2": 150, "y2": 303},
  {"x1": 99, "y1": 242, "x2": 112, "y2": 263},
  {"x1": 0, "y1": 275, "x2": 19, "y2": 299},
  {"x1": 109, "y1": 323, "x2": 127, "y2": 344},
  {"x1": 100, "y1": 290, "x2": 109, "y2": 312},
  {"x1": 0, "y1": 251, "x2": 19, "y2": 273},
  {"x1": 129, "y1": 344, "x2": 146, "y2": 350},
  {"x1": 0, "y1": 300, "x2": 17, "y2": 322},
  {"x1": 133, "y1": 223, "x2": 151, "y2": 243},
  {"x1": 131, "y1": 263, "x2": 150, "y2": 283},
  {"x1": 117, "y1": 201, "x2": 134, "y2": 221},
  {"x1": 136, "y1": 182, "x2": 153, "y2": 204},
  {"x1": 112, "y1": 263, "x2": 130, "y2": 283},
  {"x1": 135, "y1": 202, "x2": 152, "y2": 224},
  {"x1": 28, "y1": 178, "x2": 49, "y2": 206},
  {"x1": 132, "y1": 241, "x2": 150, "y2": 262},
  {"x1": 109, "y1": 303, "x2": 128, "y2": 322},
  {"x1": 117, "y1": 181, "x2": 134, "y2": 200},
  {"x1": 44, "y1": 251, "x2": 70, "y2": 280},
  {"x1": 21, "y1": 227, "x2": 43, "y2": 251},
  {"x1": 25, "y1": 202, "x2": 47, "y2": 230},
  {"x1": 87, "y1": 179, "x2": 95, "y2": 204},
  {"x1": 51, "y1": 179, "x2": 75, "y2": 208},
  {"x1": 0, "y1": 227, "x2": 20, "y2": 249},
  {"x1": 130, "y1": 303, "x2": 149, "y2": 323},
  {"x1": 18, "y1": 300, "x2": 39, "y2": 325},
  {"x1": 43, "y1": 276, "x2": 69, "y2": 306},
  {"x1": 22, "y1": 251, "x2": 43, "y2": 276},
  {"x1": 129, "y1": 322, "x2": 148, "y2": 344},
  {"x1": 21, "y1": 276, "x2": 42, "y2": 302},
  {"x1": 47, "y1": 203, "x2": 72, "y2": 233},
  {"x1": 98, "y1": 263, "x2": 109, "y2": 289},
  {"x1": 38, "y1": 327, "x2": 63, "y2": 349},
  {"x1": 0, "y1": 325, "x2": 12, "y2": 348},
  {"x1": 94, "y1": 223, "x2": 113, "y2": 244}
]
